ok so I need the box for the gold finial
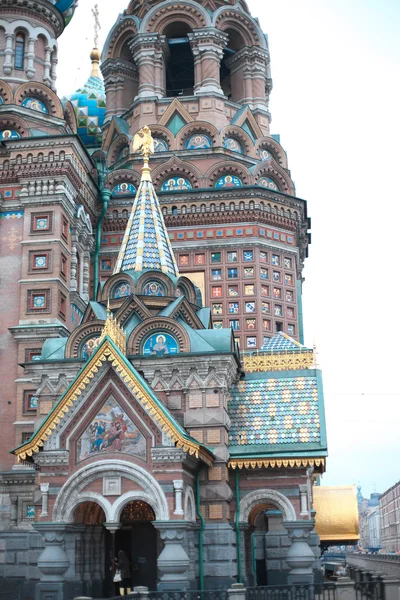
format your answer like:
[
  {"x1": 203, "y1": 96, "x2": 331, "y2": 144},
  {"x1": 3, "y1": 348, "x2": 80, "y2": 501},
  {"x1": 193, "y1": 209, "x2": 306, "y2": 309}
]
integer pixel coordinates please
[
  {"x1": 131, "y1": 126, "x2": 155, "y2": 182},
  {"x1": 99, "y1": 303, "x2": 126, "y2": 354}
]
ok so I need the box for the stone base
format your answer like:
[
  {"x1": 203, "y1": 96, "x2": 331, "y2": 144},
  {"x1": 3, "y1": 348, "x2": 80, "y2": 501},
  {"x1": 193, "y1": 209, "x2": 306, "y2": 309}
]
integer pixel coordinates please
[
  {"x1": 202, "y1": 523, "x2": 237, "y2": 589},
  {"x1": 35, "y1": 582, "x2": 65, "y2": 600},
  {"x1": 158, "y1": 580, "x2": 190, "y2": 591}
]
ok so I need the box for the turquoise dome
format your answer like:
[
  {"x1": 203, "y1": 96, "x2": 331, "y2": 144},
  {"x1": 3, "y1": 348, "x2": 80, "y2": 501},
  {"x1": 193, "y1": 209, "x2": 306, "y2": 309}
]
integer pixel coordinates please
[
  {"x1": 64, "y1": 50, "x2": 106, "y2": 148},
  {"x1": 53, "y1": 0, "x2": 79, "y2": 25}
]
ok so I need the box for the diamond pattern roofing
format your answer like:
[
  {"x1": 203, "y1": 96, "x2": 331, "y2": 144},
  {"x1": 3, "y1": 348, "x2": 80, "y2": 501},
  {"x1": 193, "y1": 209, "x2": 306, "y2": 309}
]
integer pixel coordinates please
[
  {"x1": 228, "y1": 373, "x2": 326, "y2": 456},
  {"x1": 260, "y1": 332, "x2": 311, "y2": 352}
]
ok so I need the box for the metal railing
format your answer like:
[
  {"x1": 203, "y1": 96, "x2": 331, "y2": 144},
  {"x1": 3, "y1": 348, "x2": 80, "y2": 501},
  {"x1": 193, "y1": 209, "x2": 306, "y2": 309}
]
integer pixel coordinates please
[
  {"x1": 112, "y1": 591, "x2": 229, "y2": 600},
  {"x1": 246, "y1": 583, "x2": 337, "y2": 600},
  {"x1": 355, "y1": 581, "x2": 385, "y2": 600}
]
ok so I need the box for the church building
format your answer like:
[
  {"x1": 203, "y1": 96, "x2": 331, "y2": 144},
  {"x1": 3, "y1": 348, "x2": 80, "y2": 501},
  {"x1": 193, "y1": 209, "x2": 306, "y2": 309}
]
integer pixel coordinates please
[{"x1": 0, "y1": 0, "x2": 327, "y2": 598}]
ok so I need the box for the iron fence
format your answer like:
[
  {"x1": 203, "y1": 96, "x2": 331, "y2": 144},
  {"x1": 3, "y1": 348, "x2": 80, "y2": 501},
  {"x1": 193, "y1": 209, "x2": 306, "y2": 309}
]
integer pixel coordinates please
[
  {"x1": 246, "y1": 583, "x2": 337, "y2": 600},
  {"x1": 112, "y1": 591, "x2": 229, "y2": 600}
]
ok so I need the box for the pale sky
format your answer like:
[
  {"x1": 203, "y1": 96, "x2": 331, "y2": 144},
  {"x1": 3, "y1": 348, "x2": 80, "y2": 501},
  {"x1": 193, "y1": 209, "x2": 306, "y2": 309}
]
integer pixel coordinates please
[{"x1": 57, "y1": 0, "x2": 400, "y2": 499}]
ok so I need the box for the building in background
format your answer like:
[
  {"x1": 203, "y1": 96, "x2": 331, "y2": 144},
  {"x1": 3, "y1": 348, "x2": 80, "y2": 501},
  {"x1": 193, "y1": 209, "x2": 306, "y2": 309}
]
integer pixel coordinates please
[
  {"x1": 0, "y1": 0, "x2": 327, "y2": 597},
  {"x1": 380, "y1": 481, "x2": 400, "y2": 553},
  {"x1": 357, "y1": 487, "x2": 381, "y2": 552}
]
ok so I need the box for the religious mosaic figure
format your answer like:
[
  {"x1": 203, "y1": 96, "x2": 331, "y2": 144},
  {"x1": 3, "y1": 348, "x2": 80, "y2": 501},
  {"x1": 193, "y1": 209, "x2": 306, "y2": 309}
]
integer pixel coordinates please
[
  {"x1": 77, "y1": 397, "x2": 146, "y2": 462},
  {"x1": 186, "y1": 134, "x2": 212, "y2": 150},
  {"x1": 143, "y1": 332, "x2": 178, "y2": 356}
]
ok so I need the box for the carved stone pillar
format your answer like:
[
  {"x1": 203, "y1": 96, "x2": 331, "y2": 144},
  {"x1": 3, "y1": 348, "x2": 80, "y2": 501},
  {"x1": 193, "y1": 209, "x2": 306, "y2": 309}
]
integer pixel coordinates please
[
  {"x1": 34, "y1": 523, "x2": 70, "y2": 600},
  {"x1": 189, "y1": 28, "x2": 227, "y2": 96},
  {"x1": 130, "y1": 34, "x2": 163, "y2": 99},
  {"x1": 299, "y1": 484, "x2": 308, "y2": 516},
  {"x1": 26, "y1": 37, "x2": 36, "y2": 79},
  {"x1": 10, "y1": 495, "x2": 18, "y2": 527},
  {"x1": 226, "y1": 47, "x2": 269, "y2": 108},
  {"x1": 82, "y1": 250, "x2": 90, "y2": 302},
  {"x1": 40, "y1": 483, "x2": 49, "y2": 518},
  {"x1": 173, "y1": 480, "x2": 184, "y2": 516},
  {"x1": 3, "y1": 34, "x2": 14, "y2": 75},
  {"x1": 284, "y1": 520, "x2": 315, "y2": 584},
  {"x1": 70, "y1": 242, "x2": 78, "y2": 292},
  {"x1": 43, "y1": 45, "x2": 52, "y2": 86},
  {"x1": 51, "y1": 52, "x2": 58, "y2": 90},
  {"x1": 153, "y1": 521, "x2": 191, "y2": 591}
]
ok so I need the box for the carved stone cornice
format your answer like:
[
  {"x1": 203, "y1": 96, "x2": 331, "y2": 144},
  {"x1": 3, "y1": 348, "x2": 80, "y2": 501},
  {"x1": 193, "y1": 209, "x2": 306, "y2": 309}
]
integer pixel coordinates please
[
  {"x1": 151, "y1": 447, "x2": 187, "y2": 463},
  {"x1": 164, "y1": 209, "x2": 299, "y2": 232},
  {"x1": 34, "y1": 451, "x2": 69, "y2": 467}
]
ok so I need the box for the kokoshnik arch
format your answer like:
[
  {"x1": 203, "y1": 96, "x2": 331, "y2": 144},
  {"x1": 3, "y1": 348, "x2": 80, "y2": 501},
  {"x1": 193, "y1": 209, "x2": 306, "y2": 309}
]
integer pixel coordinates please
[{"x1": 0, "y1": 0, "x2": 327, "y2": 597}]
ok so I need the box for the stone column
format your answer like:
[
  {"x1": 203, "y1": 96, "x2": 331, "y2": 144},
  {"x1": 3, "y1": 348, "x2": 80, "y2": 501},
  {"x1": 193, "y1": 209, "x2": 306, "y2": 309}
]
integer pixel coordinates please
[
  {"x1": 130, "y1": 34, "x2": 162, "y2": 99},
  {"x1": 228, "y1": 583, "x2": 247, "y2": 600},
  {"x1": 51, "y1": 51, "x2": 58, "y2": 90},
  {"x1": 82, "y1": 250, "x2": 90, "y2": 302},
  {"x1": 34, "y1": 523, "x2": 70, "y2": 600},
  {"x1": 189, "y1": 28, "x2": 227, "y2": 96},
  {"x1": 153, "y1": 521, "x2": 191, "y2": 591},
  {"x1": 26, "y1": 37, "x2": 36, "y2": 79},
  {"x1": 70, "y1": 243, "x2": 78, "y2": 292},
  {"x1": 299, "y1": 485, "x2": 308, "y2": 516},
  {"x1": 226, "y1": 47, "x2": 269, "y2": 108},
  {"x1": 40, "y1": 483, "x2": 49, "y2": 518},
  {"x1": 43, "y1": 45, "x2": 52, "y2": 86},
  {"x1": 10, "y1": 495, "x2": 18, "y2": 527},
  {"x1": 284, "y1": 520, "x2": 315, "y2": 584},
  {"x1": 3, "y1": 33, "x2": 14, "y2": 75},
  {"x1": 173, "y1": 481, "x2": 184, "y2": 516}
]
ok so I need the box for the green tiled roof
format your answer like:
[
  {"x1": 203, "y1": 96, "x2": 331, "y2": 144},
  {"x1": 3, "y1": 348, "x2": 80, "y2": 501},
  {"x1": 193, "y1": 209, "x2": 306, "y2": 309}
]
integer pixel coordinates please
[{"x1": 227, "y1": 370, "x2": 327, "y2": 458}]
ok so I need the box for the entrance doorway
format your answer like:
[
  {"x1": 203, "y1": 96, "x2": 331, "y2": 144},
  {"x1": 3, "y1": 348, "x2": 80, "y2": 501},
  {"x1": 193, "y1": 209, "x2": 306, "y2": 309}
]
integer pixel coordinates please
[{"x1": 106, "y1": 500, "x2": 158, "y2": 593}]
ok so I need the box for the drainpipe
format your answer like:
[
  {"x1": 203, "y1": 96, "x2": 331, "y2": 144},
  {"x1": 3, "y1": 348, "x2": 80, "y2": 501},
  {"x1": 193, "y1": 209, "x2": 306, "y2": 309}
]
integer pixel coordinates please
[
  {"x1": 235, "y1": 468, "x2": 242, "y2": 583},
  {"x1": 93, "y1": 188, "x2": 111, "y2": 300},
  {"x1": 196, "y1": 467, "x2": 205, "y2": 591}
]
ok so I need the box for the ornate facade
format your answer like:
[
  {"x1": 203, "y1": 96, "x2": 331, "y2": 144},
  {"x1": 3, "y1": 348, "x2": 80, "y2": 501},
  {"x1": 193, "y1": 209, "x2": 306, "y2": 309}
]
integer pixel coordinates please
[{"x1": 0, "y1": 0, "x2": 327, "y2": 598}]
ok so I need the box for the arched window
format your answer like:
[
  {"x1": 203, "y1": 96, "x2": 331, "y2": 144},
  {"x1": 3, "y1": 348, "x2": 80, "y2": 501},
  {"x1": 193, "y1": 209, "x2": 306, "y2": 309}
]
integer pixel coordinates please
[
  {"x1": 200, "y1": 204, "x2": 206, "y2": 213},
  {"x1": 27, "y1": 153, "x2": 33, "y2": 164},
  {"x1": 15, "y1": 34, "x2": 25, "y2": 70},
  {"x1": 164, "y1": 23, "x2": 195, "y2": 97},
  {"x1": 172, "y1": 205, "x2": 178, "y2": 216},
  {"x1": 162, "y1": 206, "x2": 167, "y2": 216},
  {"x1": 59, "y1": 151, "x2": 65, "y2": 161},
  {"x1": 191, "y1": 204, "x2": 196, "y2": 213},
  {"x1": 181, "y1": 205, "x2": 187, "y2": 214},
  {"x1": 122, "y1": 209, "x2": 128, "y2": 219},
  {"x1": 48, "y1": 152, "x2": 54, "y2": 162},
  {"x1": 38, "y1": 153, "x2": 44, "y2": 163},
  {"x1": 112, "y1": 209, "x2": 118, "y2": 219},
  {"x1": 229, "y1": 202, "x2": 235, "y2": 211}
]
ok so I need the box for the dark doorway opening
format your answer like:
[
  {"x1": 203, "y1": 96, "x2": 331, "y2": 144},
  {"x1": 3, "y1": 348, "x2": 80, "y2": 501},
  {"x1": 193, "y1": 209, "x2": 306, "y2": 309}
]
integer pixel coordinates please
[{"x1": 106, "y1": 500, "x2": 158, "y2": 594}]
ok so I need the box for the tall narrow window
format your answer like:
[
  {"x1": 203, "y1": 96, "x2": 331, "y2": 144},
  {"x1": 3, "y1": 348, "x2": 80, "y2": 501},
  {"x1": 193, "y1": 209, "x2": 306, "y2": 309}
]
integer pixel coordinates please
[
  {"x1": 15, "y1": 34, "x2": 25, "y2": 70},
  {"x1": 164, "y1": 23, "x2": 194, "y2": 97}
]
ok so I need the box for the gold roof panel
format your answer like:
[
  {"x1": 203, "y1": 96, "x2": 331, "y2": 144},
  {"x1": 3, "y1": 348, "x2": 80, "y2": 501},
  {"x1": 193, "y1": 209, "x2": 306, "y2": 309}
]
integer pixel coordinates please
[{"x1": 313, "y1": 485, "x2": 359, "y2": 542}]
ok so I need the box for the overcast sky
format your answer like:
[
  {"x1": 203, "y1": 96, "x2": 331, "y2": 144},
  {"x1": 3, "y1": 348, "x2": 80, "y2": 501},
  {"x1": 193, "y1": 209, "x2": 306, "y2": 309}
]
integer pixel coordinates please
[{"x1": 57, "y1": 0, "x2": 400, "y2": 499}]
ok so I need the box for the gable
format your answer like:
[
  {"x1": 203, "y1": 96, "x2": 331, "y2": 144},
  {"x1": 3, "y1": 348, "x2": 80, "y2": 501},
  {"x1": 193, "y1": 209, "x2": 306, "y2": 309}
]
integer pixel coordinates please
[{"x1": 13, "y1": 337, "x2": 213, "y2": 466}]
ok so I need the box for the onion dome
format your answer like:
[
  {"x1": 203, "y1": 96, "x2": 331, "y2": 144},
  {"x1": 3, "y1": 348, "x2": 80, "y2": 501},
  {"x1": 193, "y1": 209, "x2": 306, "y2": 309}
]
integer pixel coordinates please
[
  {"x1": 53, "y1": 0, "x2": 79, "y2": 26},
  {"x1": 64, "y1": 48, "x2": 106, "y2": 148}
]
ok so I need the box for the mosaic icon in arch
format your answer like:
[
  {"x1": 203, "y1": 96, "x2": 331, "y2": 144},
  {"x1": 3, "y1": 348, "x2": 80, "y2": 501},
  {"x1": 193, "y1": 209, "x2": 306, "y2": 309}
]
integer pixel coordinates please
[
  {"x1": 113, "y1": 282, "x2": 132, "y2": 298},
  {"x1": 142, "y1": 281, "x2": 165, "y2": 296},
  {"x1": 186, "y1": 134, "x2": 212, "y2": 150},
  {"x1": 77, "y1": 396, "x2": 146, "y2": 462},
  {"x1": 161, "y1": 177, "x2": 192, "y2": 192},
  {"x1": 259, "y1": 148, "x2": 272, "y2": 161},
  {"x1": 0, "y1": 130, "x2": 20, "y2": 139},
  {"x1": 223, "y1": 137, "x2": 243, "y2": 154},
  {"x1": 22, "y1": 97, "x2": 48, "y2": 114},
  {"x1": 112, "y1": 182, "x2": 136, "y2": 197},
  {"x1": 143, "y1": 332, "x2": 178, "y2": 356},
  {"x1": 215, "y1": 175, "x2": 242, "y2": 189},
  {"x1": 81, "y1": 335, "x2": 101, "y2": 359},
  {"x1": 117, "y1": 146, "x2": 129, "y2": 161},
  {"x1": 258, "y1": 177, "x2": 279, "y2": 191},
  {"x1": 154, "y1": 138, "x2": 168, "y2": 152},
  {"x1": 161, "y1": 177, "x2": 192, "y2": 191}
]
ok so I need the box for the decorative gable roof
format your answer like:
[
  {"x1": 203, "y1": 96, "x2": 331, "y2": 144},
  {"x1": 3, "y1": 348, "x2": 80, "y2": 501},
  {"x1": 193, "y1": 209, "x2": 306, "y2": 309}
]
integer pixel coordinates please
[
  {"x1": 13, "y1": 336, "x2": 213, "y2": 466},
  {"x1": 260, "y1": 332, "x2": 311, "y2": 352}
]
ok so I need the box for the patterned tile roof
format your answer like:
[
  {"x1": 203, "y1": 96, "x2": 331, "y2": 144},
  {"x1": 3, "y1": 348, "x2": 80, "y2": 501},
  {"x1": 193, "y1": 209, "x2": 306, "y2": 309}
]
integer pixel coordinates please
[
  {"x1": 228, "y1": 373, "x2": 326, "y2": 456},
  {"x1": 114, "y1": 174, "x2": 179, "y2": 277},
  {"x1": 260, "y1": 332, "x2": 311, "y2": 352}
]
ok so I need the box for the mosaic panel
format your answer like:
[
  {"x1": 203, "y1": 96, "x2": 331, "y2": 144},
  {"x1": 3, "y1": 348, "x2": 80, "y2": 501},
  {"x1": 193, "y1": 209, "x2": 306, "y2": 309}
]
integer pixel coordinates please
[
  {"x1": 77, "y1": 396, "x2": 146, "y2": 462},
  {"x1": 185, "y1": 134, "x2": 212, "y2": 150},
  {"x1": 22, "y1": 97, "x2": 48, "y2": 113},
  {"x1": 112, "y1": 182, "x2": 136, "y2": 197},
  {"x1": 142, "y1": 281, "x2": 165, "y2": 296},
  {"x1": 223, "y1": 137, "x2": 243, "y2": 154},
  {"x1": 81, "y1": 336, "x2": 101, "y2": 359},
  {"x1": 161, "y1": 177, "x2": 192, "y2": 191},
  {"x1": 143, "y1": 332, "x2": 178, "y2": 356},
  {"x1": 258, "y1": 176, "x2": 279, "y2": 191},
  {"x1": 259, "y1": 148, "x2": 272, "y2": 161},
  {"x1": 215, "y1": 175, "x2": 242, "y2": 188},
  {"x1": 0, "y1": 130, "x2": 20, "y2": 139},
  {"x1": 154, "y1": 138, "x2": 168, "y2": 152},
  {"x1": 228, "y1": 376, "x2": 321, "y2": 447},
  {"x1": 113, "y1": 282, "x2": 132, "y2": 298}
]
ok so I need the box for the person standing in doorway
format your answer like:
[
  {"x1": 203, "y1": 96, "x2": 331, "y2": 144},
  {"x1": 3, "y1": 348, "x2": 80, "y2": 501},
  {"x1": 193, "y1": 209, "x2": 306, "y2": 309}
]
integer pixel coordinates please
[{"x1": 116, "y1": 550, "x2": 131, "y2": 596}]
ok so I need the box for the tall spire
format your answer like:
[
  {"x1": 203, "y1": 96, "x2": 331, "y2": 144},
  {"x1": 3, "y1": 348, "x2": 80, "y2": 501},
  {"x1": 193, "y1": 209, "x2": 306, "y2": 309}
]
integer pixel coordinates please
[
  {"x1": 113, "y1": 126, "x2": 180, "y2": 277},
  {"x1": 90, "y1": 4, "x2": 101, "y2": 78}
]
